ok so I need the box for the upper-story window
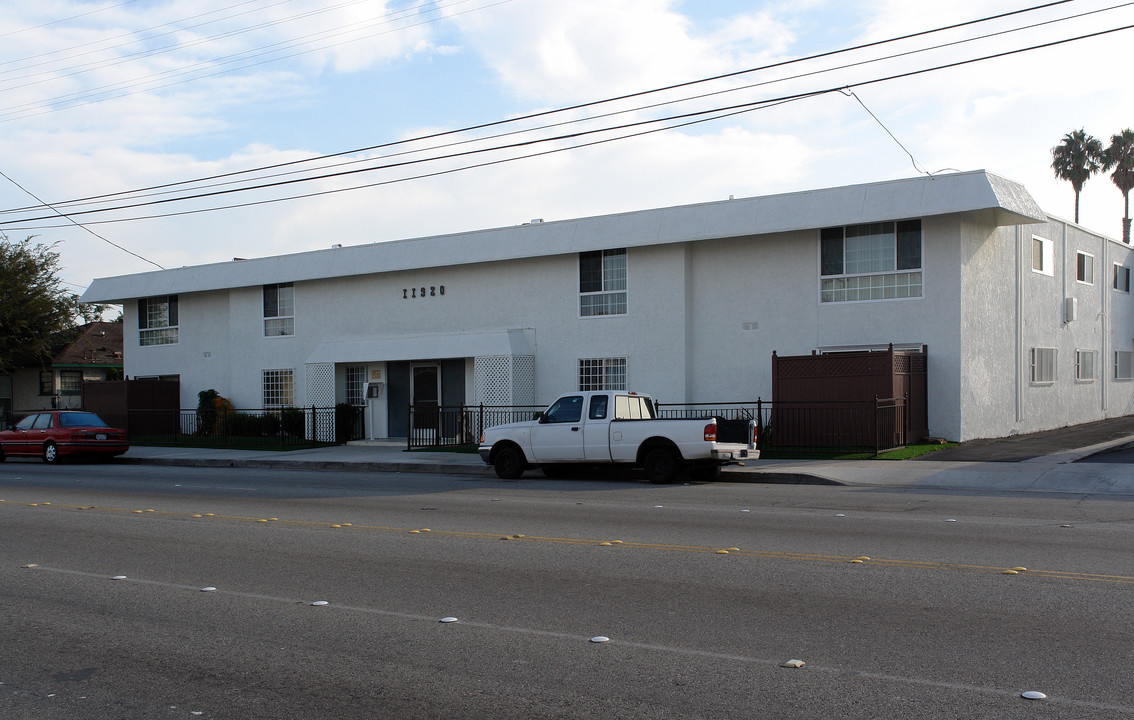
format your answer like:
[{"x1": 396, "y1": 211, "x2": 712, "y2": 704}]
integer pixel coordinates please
[
  {"x1": 138, "y1": 295, "x2": 178, "y2": 346},
  {"x1": 580, "y1": 249, "x2": 627, "y2": 316},
  {"x1": 1032, "y1": 236, "x2": 1053, "y2": 276},
  {"x1": 820, "y1": 220, "x2": 922, "y2": 302},
  {"x1": 1114, "y1": 264, "x2": 1130, "y2": 293},
  {"x1": 264, "y1": 283, "x2": 294, "y2": 337},
  {"x1": 1076, "y1": 251, "x2": 1094, "y2": 285}
]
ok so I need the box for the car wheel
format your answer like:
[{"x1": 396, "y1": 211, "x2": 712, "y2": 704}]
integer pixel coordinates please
[
  {"x1": 643, "y1": 448, "x2": 678, "y2": 484},
  {"x1": 493, "y1": 446, "x2": 525, "y2": 480},
  {"x1": 43, "y1": 442, "x2": 60, "y2": 464}
]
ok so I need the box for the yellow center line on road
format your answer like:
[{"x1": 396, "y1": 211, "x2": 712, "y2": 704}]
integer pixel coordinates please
[{"x1": 8, "y1": 499, "x2": 1134, "y2": 584}]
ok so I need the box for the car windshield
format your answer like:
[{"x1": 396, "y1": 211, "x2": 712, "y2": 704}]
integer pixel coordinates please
[{"x1": 59, "y1": 412, "x2": 110, "y2": 428}]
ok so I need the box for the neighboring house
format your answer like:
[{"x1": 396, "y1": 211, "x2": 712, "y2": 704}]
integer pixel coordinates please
[
  {"x1": 79, "y1": 171, "x2": 1134, "y2": 442},
  {"x1": 0, "y1": 322, "x2": 124, "y2": 424}
]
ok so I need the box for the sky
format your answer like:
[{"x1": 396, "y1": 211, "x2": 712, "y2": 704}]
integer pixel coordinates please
[{"x1": 0, "y1": 0, "x2": 1131, "y2": 304}]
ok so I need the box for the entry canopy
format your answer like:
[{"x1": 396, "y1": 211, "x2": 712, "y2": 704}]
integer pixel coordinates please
[{"x1": 305, "y1": 329, "x2": 534, "y2": 364}]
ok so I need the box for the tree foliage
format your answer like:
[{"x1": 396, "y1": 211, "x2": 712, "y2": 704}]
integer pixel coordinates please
[
  {"x1": 1103, "y1": 129, "x2": 1134, "y2": 224},
  {"x1": 1050, "y1": 129, "x2": 1104, "y2": 224},
  {"x1": 0, "y1": 235, "x2": 85, "y2": 372}
]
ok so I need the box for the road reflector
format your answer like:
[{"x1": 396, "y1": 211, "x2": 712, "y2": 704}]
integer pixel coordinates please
[
  {"x1": 1012, "y1": 567, "x2": 1028, "y2": 572},
  {"x1": 716, "y1": 550, "x2": 729, "y2": 554},
  {"x1": 590, "y1": 636, "x2": 610, "y2": 643},
  {"x1": 1003, "y1": 569, "x2": 1019, "y2": 575},
  {"x1": 112, "y1": 575, "x2": 127, "y2": 580},
  {"x1": 1021, "y1": 691, "x2": 1046, "y2": 700},
  {"x1": 781, "y1": 659, "x2": 805, "y2": 668},
  {"x1": 439, "y1": 617, "x2": 458, "y2": 623},
  {"x1": 201, "y1": 587, "x2": 216, "y2": 592},
  {"x1": 311, "y1": 601, "x2": 329, "y2": 606}
]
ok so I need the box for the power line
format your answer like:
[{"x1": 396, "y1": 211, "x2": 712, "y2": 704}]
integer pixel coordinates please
[
  {"x1": 0, "y1": 0, "x2": 1090, "y2": 215},
  {"x1": 5, "y1": 18, "x2": 1132, "y2": 230},
  {"x1": 22, "y1": 0, "x2": 1130, "y2": 215},
  {"x1": 0, "y1": 169, "x2": 163, "y2": 267},
  {"x1": 0, "y1": 0, "x2": 511, "y2": 123}
]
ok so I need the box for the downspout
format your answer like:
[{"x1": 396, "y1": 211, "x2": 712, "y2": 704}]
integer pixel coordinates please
[
  {"x1": 1102, "y1": 232, "x2": 1109, "y2": 413},
  {"x1": 1016, "y1": 225, "x2": 1023, "y2": 423}
]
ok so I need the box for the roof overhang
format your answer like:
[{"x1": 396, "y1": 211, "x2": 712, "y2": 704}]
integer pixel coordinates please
[
  {"x1": 81, "y1": 170, "x2": 1050, "y2": 304},
  {"x1": 305, "y1": 329, "x2": 535, "y2": 365}
]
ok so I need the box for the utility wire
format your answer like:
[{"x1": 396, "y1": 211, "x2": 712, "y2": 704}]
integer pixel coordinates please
[
  {"x1": 0, "y1": 169, "x2": 163, "y2": 267},
  {"x1": 17, "y1": 0, "x2": 1130, "y2": 215},
  {"x1": 0, "y1": 0, "x2": 141, "y2": 40},
  {"x1": 0, "y1": 0, "x2": 1088, "y2": 214},
  {"x1": 5, "y1": 18, "x2": 1132, "y2": 230},
  {"x1": 0, "y1": 0, "x2": 511, "y2": 122}
]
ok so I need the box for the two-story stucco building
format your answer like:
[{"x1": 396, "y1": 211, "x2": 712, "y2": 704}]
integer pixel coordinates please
[{"x1": 80, "y1": 170, "x2": 1134, "y2": 442}]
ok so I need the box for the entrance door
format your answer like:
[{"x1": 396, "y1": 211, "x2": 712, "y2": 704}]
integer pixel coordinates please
[{"x1": 411, "y1": 364, "x2": 440, "y2": 442}]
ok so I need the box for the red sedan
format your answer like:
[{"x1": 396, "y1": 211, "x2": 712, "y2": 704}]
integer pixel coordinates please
[{"x1": 0, "y1": 410, "x2": 129, "y2": 463}]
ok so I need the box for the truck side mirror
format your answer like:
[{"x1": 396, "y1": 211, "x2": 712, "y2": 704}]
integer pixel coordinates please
[{"x1": 536, "y1": 412, "x2": 547, "y2": 423}]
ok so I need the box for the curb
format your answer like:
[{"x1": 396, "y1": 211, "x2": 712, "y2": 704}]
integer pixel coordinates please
[{"x1": 119, "y1": 456, "x2": 843, "y2": 485}]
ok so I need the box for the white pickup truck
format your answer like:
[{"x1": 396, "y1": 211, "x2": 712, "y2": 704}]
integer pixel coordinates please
[{"x1": 477, "y1": 391, "x2": 758, "y2": 483}]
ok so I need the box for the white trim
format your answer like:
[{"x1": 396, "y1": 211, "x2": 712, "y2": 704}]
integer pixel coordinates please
[{"x1": 81, "y1": 171, "x2": 1047, "y2": 303}]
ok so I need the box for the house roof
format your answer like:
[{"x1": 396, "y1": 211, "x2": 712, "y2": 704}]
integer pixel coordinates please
[
  {"x1": 7, "y1": 321, "x2": 123, "y2": 370},
  {"x1": 52, "y1": 321, "x2": 124, "y2": 367},
  {"x1": 80, "y1": 170, "x2": 1048, "y2": 304}
]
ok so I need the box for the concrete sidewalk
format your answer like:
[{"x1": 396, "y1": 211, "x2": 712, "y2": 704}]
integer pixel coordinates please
[{"x1": 112, "y1": 429, "x2": 1134, "y2": 496}]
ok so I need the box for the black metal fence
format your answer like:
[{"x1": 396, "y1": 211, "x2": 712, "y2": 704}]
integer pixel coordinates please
[
  {"x1": 407, "y1": 404, "x2": 544, "y2": 450},
  {"x1": 410, "y1": 397, "x2": 909, "y2": 454},
  {"x1": 91, "y1": 405, "x2": 366, "y2": 451},
  {"x1": 655, "y1": 397, "x2": 909, "y2": 454}
]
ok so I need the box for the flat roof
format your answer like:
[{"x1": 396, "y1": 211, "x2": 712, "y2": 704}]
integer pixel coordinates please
[{"x1": 81, "y1": 170, "x2": 1047, "y2": 303}]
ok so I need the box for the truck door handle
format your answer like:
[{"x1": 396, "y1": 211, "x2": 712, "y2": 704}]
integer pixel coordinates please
[{"x1": 571, "y1": 427, "x2": 580, "y2": 431}]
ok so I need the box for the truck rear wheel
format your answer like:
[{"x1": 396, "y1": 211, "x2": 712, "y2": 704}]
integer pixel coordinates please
[
  {"x1": 493, "y1": 446, "x2": 526, "y2": 479},
  {"x1": 643, "y1": 448, "x2": 678, "y2": 484}
]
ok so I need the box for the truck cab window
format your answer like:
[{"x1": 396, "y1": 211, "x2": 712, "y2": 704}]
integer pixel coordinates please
[
  {"x1": 589, "y1": 395, "x2": 608, "y2": 420},
  {"x1": 545, "y1": 396, "x2": 583, "y2": 423}
]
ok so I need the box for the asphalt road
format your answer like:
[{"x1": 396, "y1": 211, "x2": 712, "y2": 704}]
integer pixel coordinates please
[{"x1": 2, "y1": 462, "x2": 1133, "y2": 719}]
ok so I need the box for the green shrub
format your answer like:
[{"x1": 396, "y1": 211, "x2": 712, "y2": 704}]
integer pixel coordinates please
[{"x1": 281, "y1": 407, "x2": 305, "y2": 438}]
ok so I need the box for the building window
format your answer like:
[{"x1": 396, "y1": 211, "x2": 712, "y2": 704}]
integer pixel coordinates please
[
  {"x1": 345, "y1": 365, "x2": 366, "y2": 406},
  {"x1": 820, "y1": 220, "x2": 922, "y2": 302},
  {"x1": 1076, "y1": 252, "x2": 1094, "y2": 284},
  {"x1": 60, "y1": 370, "x2": 83, "y2": 395},
  {"x1": 262, "y1": 369, "x2": 294, "y2": 408},
  {"x1": 39, "y1": 370, "x2": 53, "y2": 396},
  {"x1": 138, "y1": 295, "x2": 178, "y2": 346},
  {"x1": 1114, "y1": 264, "x2": 1131, "y2": 293},
  {"x1": 1030, "y1": 348, "x2": 1057, "y2": 384},
  {"x1": 1075, "y1": 350, "x2": 1098, "y2": 381},
  {"x1": 580, "y1": 249, "x2": 627, "y2": 316},
  {"x1": 263, "y1": 283, "x2": 295, "y2": 337},
  {"x1": 1116, "y1": 351, "x2": 1134, "y2": 380},
  {"x1": 1032, "y1": 236, "x2": 1053, "y2": 276},
  {"x1": 578, "y1": 357, "x2": 627, "y2": 391}
]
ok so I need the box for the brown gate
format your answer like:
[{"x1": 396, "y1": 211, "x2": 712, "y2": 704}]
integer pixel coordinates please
[{"x1": 771, "y1": 345, "x2": 927, "y2": 450}]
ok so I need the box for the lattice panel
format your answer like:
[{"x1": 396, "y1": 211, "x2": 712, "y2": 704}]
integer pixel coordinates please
[
  {"x1": 512, "y1": 355, "x2": 536, "y2": 405},
  {"x1": 305, "y1": 363, "x2": 335, "y2": 441},
  {"x1": 474, "y1": 355, "x2": 536, "y2": 405},
  {"x1": 475, "y1": 356, "x2": 513, "y2": 405}
]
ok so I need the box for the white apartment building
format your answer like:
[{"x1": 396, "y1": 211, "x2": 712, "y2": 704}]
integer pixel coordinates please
[{"x1": 81, "y1": 170, "x2": 1134, "y2": 442}]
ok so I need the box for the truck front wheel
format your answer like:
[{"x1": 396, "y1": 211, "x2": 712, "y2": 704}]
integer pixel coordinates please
[
  {"x1": 643, "y1": 448, "x2": 678, "y2": 484},
  {"x1": 493, "y1": 446, "x2": 526, "y2": 480}
]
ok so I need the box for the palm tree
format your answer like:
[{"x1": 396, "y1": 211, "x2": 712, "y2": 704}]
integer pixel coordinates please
[
  {"x1": 1103, "y1": 128, "x2": 1134, "y2": 244},
  {"x1": 1051, "y1": 129, "x2": 1103, "y2": 224}
]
